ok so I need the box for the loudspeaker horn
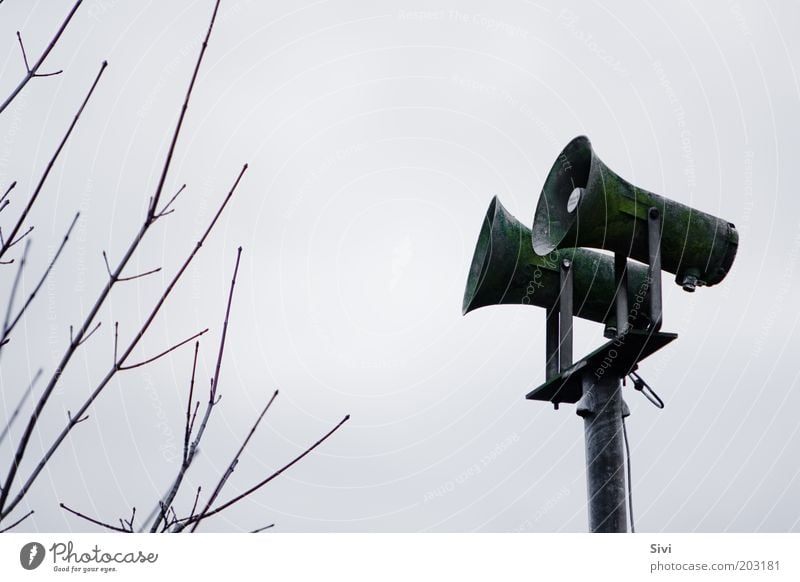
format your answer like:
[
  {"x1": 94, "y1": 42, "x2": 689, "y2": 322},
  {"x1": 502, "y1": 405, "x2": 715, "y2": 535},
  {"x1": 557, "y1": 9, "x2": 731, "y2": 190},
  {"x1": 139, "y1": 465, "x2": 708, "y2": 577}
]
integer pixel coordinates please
[
  {"x1": 464, "y1": 196, "x2": 652, "y2": 331},
  {"x1": 531, "y1": 136, "x2": 738, "y2": 291}
]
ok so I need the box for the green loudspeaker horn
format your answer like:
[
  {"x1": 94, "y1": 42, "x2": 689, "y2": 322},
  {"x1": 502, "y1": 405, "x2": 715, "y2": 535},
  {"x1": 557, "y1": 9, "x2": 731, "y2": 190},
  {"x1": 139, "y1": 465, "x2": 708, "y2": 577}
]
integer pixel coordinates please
[
  {"x1": 531, "y1": 136, "x2": 738, "y2": 291},
  {"x1": 463, "y1": 196, "x2": 652, "y2": 331}
]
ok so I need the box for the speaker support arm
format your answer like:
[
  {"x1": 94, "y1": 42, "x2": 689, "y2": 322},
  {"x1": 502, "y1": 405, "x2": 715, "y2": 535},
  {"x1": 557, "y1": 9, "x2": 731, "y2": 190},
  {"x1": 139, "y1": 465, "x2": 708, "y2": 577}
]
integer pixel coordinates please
[
  {"x1": 647, "y1": 207, "x2": 663, "y2": 330},
  {"x1": 614, "y1": 252, "x2": 630, "y2": 336},
  {"x1": 559, "y1": 258, "x2": 574, "y2": 372}
]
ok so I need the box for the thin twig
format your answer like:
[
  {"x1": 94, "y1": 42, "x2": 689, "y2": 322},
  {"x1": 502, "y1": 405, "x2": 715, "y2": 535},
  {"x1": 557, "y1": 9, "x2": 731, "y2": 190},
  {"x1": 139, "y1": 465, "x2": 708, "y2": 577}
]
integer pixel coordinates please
[
  {"x1": 174, "y1": 414, "x2": 350, "y2": 531},
  {"x1": 0, "y1": 61, "x2": 106, "y2": 263},
  {"x1": 2, "y1": 239, "x2": 30, "y2": 339},
  {"x1": 155, "y1": 183, "x2": 187, "y2": 218},
  {"x1": 59, "y1": 503, "x2": 129, "y2": 533},
  {"x1": 113, "y1": 321, "x2": 119, "y2": 364},
  {"x1": 122, "y1": 507, "x2": 136, "y2": 532},
  {"x1": 101, "y1": 250, "x2": 112, "y2": 277},
  {"x1": 0, "y1": 0, "x2": 83, "y2": 115},
  {"x1": 6, "y1": 225, "x2": 33, "y2": 248},
  {"x1": 118, "y1": 329, "x2": 208, "y2": 371},
  {"x1": 2, "y1": 213, "x2": 80, "y2": 345},
  {"x1": 190, "y1": 387, "x2": 278, "y2": 533},
  {"x1": 118, "y1": 267, "x2": 161, "y2": 282},
  {"x1": 183, "y1": 342, "x2": 200, "y2": 463},
  {"x1": 0, "y1": 181, "x2": 15, "y2": 206},
  {"x1": 147, "y1": 0, "x2": 222, "y2": 218},
  {"x1": 66, "y1": 410, "x2": 89, "y2": 424},
  {"x1": 209, "y1": 246, "x2": 242, "y2": 402},
  {"x1": 251, "y1": 523, "x2": 275, "y2": 533},
  {"x1": 77, "y1": 321, "x2": 102, "y2": 347},
  {"x1": 189, "y1": 486, "x2": 202, "y2": 521},
  {"x1": 103, "y1": 250, "x2": 161, "y2": 282},
  {"x1": 0, "y1": 509, "x2": 34, "y2": 532},
  {"x1": 0, "y1": 369, "x2": 42, "y2": 445},
  {"x1": 16, "y1": 32, "x2": 63, "y2": 77},
  {"x1": 16, "y1": 32, "x2": 31, "y2": 71}
]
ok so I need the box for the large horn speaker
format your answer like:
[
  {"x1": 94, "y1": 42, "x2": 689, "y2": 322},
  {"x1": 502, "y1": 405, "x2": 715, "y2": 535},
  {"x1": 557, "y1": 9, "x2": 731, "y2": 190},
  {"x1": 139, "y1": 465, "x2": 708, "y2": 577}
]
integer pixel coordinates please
[
  {"x1": 464, "y1": 196, "x2": 651, "y2": 330},
  {"x1": 531, "y1": 136, "x2": 738, "y2": 291}
]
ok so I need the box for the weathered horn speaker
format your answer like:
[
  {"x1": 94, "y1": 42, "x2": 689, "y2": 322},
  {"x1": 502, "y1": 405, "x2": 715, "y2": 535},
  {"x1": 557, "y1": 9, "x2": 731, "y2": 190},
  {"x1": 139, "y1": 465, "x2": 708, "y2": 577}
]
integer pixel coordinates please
[
  {"x1": 463, "y1": 196, "x2": 652, "y2": 330},
  {"x1": 531, "y1": 136, "x2": 738, "y2": 291}
]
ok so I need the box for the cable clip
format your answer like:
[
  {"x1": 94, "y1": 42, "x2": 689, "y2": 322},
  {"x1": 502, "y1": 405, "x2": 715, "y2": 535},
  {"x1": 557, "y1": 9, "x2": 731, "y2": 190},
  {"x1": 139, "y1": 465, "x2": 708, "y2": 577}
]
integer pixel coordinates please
[{"x1": 628, "y1": 370, "x2": 664, "y2": 409}]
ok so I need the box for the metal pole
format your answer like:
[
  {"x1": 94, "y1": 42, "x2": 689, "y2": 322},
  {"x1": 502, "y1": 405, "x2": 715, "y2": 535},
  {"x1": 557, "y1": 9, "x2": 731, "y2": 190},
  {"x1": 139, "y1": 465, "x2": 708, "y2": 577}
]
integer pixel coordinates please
[{"x1": 577, "y1": 371, "x2": 628, "y2": 533}]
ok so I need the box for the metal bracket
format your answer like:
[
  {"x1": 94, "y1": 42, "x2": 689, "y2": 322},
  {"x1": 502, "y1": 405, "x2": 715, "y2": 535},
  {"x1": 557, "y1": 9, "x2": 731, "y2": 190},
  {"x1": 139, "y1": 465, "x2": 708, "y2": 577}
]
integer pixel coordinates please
[
  {"x1": 544, "y1": 259, "x2": 575, "y2": 409},
  {"x1": 647, "y1": 207, "x2": 663, "y2": 330}
]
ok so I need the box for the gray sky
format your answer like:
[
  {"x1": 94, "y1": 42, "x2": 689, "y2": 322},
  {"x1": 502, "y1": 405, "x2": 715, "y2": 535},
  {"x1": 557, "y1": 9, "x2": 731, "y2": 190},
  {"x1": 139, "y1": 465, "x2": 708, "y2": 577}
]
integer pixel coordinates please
[{"x1": 0, "y1": 0, "x2": 799, "y2": 532}]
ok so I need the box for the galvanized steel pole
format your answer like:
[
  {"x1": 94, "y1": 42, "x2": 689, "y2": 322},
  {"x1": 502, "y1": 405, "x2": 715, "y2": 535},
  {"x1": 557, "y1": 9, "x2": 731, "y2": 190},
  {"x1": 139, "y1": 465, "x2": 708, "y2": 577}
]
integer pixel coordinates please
[{"x1": 577, "y1": 372, "x2": 628, "y2": 533}]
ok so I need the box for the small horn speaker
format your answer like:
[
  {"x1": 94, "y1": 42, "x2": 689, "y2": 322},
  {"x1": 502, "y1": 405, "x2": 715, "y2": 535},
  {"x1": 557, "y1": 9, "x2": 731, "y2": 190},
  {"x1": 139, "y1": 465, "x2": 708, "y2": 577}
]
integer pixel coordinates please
[
  {"x1": 531, "y1": 136, "x2": 738, "y2": 291},
  {"x1": 463, "y1": 196, "x2": 652, "y2": 330}
]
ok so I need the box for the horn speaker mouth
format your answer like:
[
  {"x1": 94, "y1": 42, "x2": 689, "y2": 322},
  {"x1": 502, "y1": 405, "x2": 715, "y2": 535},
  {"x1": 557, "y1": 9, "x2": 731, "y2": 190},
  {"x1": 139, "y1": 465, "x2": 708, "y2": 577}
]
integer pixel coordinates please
[
  {"x1": 462, "y1": 196, "x2": 498, "y2": 315},
  {"x1": 532, "y1": 135, "x2": 592, "y2": 256}
]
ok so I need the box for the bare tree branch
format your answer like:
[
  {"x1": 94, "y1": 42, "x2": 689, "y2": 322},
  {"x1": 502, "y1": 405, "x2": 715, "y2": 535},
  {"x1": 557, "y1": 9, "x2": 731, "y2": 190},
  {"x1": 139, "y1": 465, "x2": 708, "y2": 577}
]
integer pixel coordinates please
[
  {"x1": 0, "y1": 0, "x2": 83, "y2": 115},
  {"x1": 251, "y1": 523, "x2": 274, "y2": 533},
  {"x1": 150, "y1": 247, "x2": 243, "y2": 533},
  {"x1": 0, "y1": 6, "x2": 227, "y2": 518},
  {"x1": 76, "y1": 321, "x2": 102, "y2": 347},
  {"x1": 16, "y1": 32, "x2": 62, "y2": 77},
  {"x1": 2, "y1": 213, "x2": 80, "y2": 346},
  {"x1": 102, "y1": 250, "x2": 161, "y2": 282},
  {"x1": 190, "y1": 388, "x2": 278, "y2": 533},
  {"x1": 0, "y1": 61, "x2": 106, "y2": 263},
  {"x1": 2, "y1": 239, "x2": 30, "y2": 341},
  {"x1": 184, "y1": 342, "x2": 200, "y2": 463},
  {"x1": 0, "y1": 181, "x2": 15, "y2": 207},
  {"x1": 147, "y1": 0, "x2": 222, "y2": 218},
  {"x1": 119, "y1": 329, "x2": 208, "y2": 371},
  {"x1": 155, "y1": 183, "x2": 187, "y2": 219},
  {"x1": 0, "y1": 369, "x2": 42, "y2": 446},
  {"x1": 66, "y1": 410, "x2": 89, "y2": 424},
  {"x1": 120, "y1": 507, "x2": 136, "y2": 532},
  {"x1": 174, "y1": 414, "x2": 350, "y2": 532},
  {"x1": 5, "y1": 225, "x2": 32, "y2": 248},
  {"x1": 60, "y1": 503, "x2": 129, "y2": 533},
  {"x1": 0, "y1": 509, "x2": 34, "y2": 532},
  {"x1": 0, "y1": 163, "x2": 247, "y2": 521}
]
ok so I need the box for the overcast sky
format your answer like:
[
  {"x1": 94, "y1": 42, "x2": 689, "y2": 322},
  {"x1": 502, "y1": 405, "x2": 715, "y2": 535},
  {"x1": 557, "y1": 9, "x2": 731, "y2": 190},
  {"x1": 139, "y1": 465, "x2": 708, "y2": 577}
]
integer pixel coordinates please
[{"x1": 1, "y1": 0, "x2": 799, "y2": 533}]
